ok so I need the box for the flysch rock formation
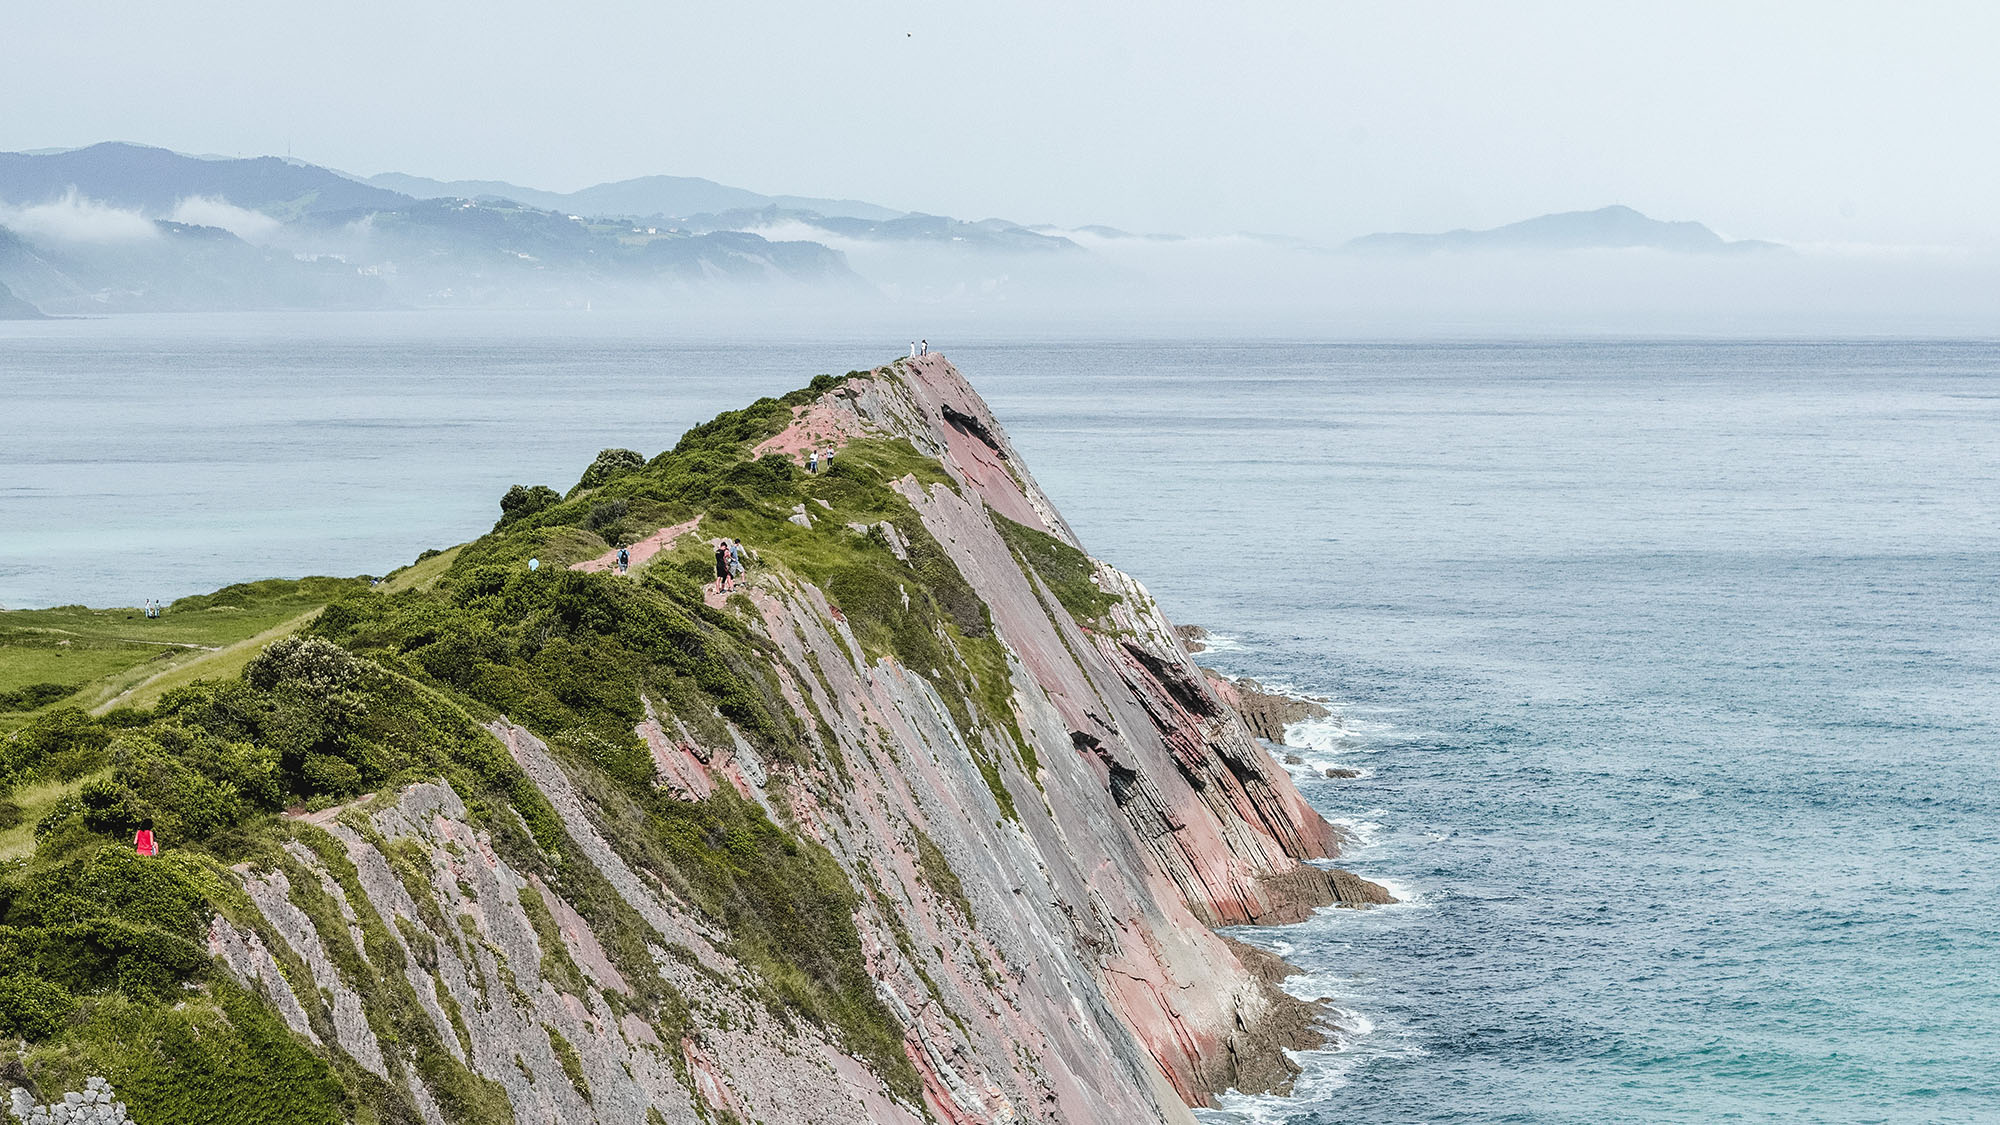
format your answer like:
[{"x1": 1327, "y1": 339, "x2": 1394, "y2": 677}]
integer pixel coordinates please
[{"x1": 197, "y1": 354, "x2": 1385, "y2": 1125}]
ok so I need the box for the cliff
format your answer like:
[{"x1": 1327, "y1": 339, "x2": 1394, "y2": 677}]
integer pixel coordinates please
[{"x1": 0, "y1": 356, "x2": 1380, "y2": 1125}]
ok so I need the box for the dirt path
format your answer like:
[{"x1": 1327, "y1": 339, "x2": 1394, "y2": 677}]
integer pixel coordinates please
[{"x1": 571, "y1": 516, "x2": 703, "y2": 574}]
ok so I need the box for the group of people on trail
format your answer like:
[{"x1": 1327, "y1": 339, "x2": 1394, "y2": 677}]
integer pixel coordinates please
[
  {"x1": 805, "y1": 446, "x2": 836, "y2": 474},
  {"x1": 714, "y1": 538, "x2": 750, "y2": 593},
  {"x1": 908, "y1": 339, "x2": 928, "y2": 358}
]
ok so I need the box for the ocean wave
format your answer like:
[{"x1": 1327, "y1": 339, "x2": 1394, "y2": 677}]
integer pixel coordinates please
[{"x1": 1196, "y1": 630, "x2": 1247, "y2": 652}]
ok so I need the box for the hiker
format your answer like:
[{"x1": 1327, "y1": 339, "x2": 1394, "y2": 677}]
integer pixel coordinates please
[
  {"x1": 728, "y1": 540, "x2": 746, "y2": 582},
  {"x1": 909, "y1": 340, "x2": 918, "y2": 358},
  {"x1": 822, "y1": 447, "x2": 834, "y2": 469},
  {"x1": 617, "y1": 546, "x2": 630, "y2": 574},
  {"x1": 714, "y1": 540, "x2": 732, "y2": 593},
  {"x1": 806, "y1": 449, "x2": 818, "y2": 474},
  {"x1": 920, "y1": 338, "x2": 928, "y2": 356}
]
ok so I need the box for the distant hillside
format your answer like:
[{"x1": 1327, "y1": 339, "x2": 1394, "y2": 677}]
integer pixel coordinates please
[
  {"x1": 1343, "y1": 205, "x2": 1783, "y2": 254},
  {"x1": 0, "y1": 142, "x2": 409, "y2": 218},
  {"x1": 365, "y1": 171, "x2": 905, "y2": 222},
  {"x1": 0, "y1": 278, "x2": 44, "y2": 319}
]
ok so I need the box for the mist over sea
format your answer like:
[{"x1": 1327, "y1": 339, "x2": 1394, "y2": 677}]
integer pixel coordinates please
[{"x1": 6, "y1": 315, "x2": 1998, "y2": 1122}]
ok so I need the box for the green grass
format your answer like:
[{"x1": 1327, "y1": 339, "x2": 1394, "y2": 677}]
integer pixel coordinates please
[
  {"x1": 990, "y1": 510, "x2": 1120, "y2": 623},
  {"x1": 0, "y1": 771, "x2": 106, "y2": 861},
  {"x1": 382, "y1": 545, "x2": 463, "y2": 594},
  {"x1": 0, "y1": 577, "x2": 370, "y2": 725},
  {"x1": 100, "y1": 608, "x2": 324, "y2": 714}
]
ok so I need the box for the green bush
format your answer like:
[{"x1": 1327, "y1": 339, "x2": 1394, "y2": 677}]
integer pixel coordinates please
[
  {"x1": 497, "y1": 483, "x2": 561, "y2": 527},
  {"x1": 0, "y1": 682, "x2": 77, "y2": 713},
  {"x1": 1, "y1": 707, "x2": 111, "y2": 790},
  {"x1": 573, "y1": 447, "x2": 646, "y2": 494},
  {"x1": 0, "y1": 975, "x2": 73, "y2": 1039},
  {"x1": 33, "y1": 796, "x2": 81, "y2": 841}
]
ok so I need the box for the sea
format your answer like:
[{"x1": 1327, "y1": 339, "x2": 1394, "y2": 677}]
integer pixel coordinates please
[{"x1": 5, "y1": 314, "x2": 1999, "y2": 1123}]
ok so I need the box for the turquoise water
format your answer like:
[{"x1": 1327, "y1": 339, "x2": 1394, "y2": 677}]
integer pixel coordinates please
[
  {"x1": 5, "y1": 320, "x2": 1998, "y2": 1121},
  {"x1": 962, "y1": 340, "x2": 2000, "y2": 1124}
]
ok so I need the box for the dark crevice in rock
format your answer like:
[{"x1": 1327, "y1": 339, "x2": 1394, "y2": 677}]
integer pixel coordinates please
[
  {"x1": 1120, "y1": 642, "x2": 1221, "y2": 718},
  {"x1": 941, "y1": 403, "x2": 1007, "y2": 459},
  {"x1": 1106, "y1": 762, "x2": 1141, "y2": 808}
]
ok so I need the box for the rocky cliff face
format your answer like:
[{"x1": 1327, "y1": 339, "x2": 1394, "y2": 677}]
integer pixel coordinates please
[{"x1": 8, "y1": 357, "x2": 1378, "y2": 1125}]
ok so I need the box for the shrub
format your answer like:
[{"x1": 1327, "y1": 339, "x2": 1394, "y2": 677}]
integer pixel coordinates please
[
  {"x1": 1, "y1": 707, "x2": 110, "y2": 788},
  {"x1": 0, "y1": 974, "x2": 74, "y2": 1040},
  {"x1": 243, "y1": 635, "x2": 364, "y2": 694},
  {"x1": 33, "y1": 796, "x2": 82, "y2": 841},
  {"x1": 300, "y1": 752, "x2": 361, "y2": 796},
  {"x1": 573, "y1": 447, "x2": 645, "y2": 494},
  {"x1": 0, "y1": 682, "x2": 76, "y2": 713},
  {"x1": 497, "y1": 483, "x2": 561, "y2": 526}
]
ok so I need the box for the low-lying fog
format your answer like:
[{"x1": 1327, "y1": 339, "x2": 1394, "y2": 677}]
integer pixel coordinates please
[{"x1": 4, "y1": 190, "x2": 1996, "y2": 336}]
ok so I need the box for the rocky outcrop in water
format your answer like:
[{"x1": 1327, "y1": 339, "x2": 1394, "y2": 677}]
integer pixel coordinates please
[{"x1": 1203, "y1": 671, "x2": 1333, "y2": 745}]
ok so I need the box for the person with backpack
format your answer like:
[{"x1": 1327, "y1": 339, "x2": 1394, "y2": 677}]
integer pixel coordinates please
[
  {"x1": 714, "y1": 541, "x2": 732, "y2": 593},
  {"x1": 617, "y1": 546, "x2": 630, "y2": 574}
]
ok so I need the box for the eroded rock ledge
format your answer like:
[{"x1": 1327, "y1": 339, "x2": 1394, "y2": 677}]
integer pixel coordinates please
[{"x1": 1203, "y1": 668, "x2": 1335, "y2": 746}]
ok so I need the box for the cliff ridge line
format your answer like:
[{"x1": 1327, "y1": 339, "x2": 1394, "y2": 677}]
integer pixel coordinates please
[{"x1": 4, "y1": 354, "x2": 1388, "y2": 1125}]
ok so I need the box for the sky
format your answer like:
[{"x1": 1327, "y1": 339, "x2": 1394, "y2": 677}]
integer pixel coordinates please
[{"x1": 4, "y1": 1, "x2": 1999, "y2": 248}]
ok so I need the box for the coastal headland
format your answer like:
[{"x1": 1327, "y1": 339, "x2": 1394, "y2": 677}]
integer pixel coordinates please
[{"x1": 0, "y1": 355, "x2": 1386, "y2": 1124}]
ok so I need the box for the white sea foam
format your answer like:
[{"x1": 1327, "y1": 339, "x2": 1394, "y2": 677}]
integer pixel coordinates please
[
  {"x1": 1364, "y1": 874, "x2": 1426, "y2": 908},
  {"x1": 1195, "y1": 630, "x2": 1247, "y2": 652},
  {"x1": 1329, "y1": 816, "x2": 1385, "y2": 849},
  {"x1": 1192, "y1": 1001, "x2": 1418, "y2": 1125}
]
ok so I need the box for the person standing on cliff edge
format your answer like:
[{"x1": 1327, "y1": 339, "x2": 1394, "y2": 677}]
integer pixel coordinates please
[{"x1": 920, "y1": 339, "x2": 928, "y2": 356}]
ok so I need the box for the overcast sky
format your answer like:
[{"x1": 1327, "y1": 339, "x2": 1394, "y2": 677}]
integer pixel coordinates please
[{"x1": 5, "y1": 1, "x2": 1997, "y2": 248}]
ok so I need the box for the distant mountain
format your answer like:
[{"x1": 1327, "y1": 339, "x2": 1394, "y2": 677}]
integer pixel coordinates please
[
  {"x1": 0, "y1": 141, "x2": 1129, "y2": 312},
  {"x1": 0, "y1": 142, "x2": 409, "y2": 218},
  {"x1": 363, "y1": 171, "x2": 904, "y2": 223},
  {"x1": 0, "y1": 277, "x2": 44, "y2": 318},
  {"x1": 1343, "y1": 205, "x2": 1783, "y2": 255}
]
